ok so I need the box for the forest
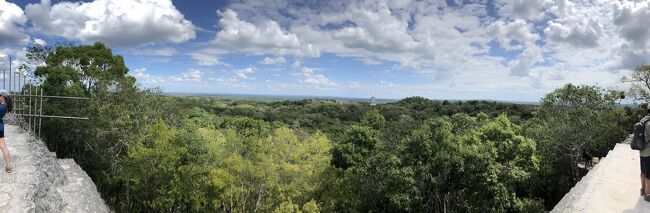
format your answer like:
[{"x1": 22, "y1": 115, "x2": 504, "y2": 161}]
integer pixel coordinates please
[{"x1": 20, "y1": 42, "x2": 649, "y2": 212}]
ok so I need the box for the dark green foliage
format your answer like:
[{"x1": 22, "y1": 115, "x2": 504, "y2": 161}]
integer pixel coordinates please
[
  {"x1": 331, "y1": 125, "x2": 379, "y2": 170},
  {"x1": 524, "y1": 84, "x2": 629, "y2": 208},
  {"x1": 26, "y1": 43, "x2": 636, "y2": 212}
]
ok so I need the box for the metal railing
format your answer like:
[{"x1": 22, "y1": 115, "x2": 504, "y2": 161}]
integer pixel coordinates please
[{"x1": 2, "y1": 55, "x2": 90, "y2": 138}]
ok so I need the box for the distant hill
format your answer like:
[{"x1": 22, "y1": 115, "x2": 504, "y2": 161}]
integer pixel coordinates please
[
  {"x1": 164, "y1": 92, "x2": 400, "y2": 104},
  {"x1": 163, "y1": 92, "x2": 542, "y2": 105}
]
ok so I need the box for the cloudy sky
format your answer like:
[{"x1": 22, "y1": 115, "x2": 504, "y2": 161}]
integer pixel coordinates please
[{"x1": 0, "y1": 0, "x2": 648, "y2": 102}]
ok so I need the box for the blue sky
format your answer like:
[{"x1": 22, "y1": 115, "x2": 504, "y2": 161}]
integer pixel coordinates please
[{"x1": 1, "y1": 0, "x2": 650, "y2": 102}]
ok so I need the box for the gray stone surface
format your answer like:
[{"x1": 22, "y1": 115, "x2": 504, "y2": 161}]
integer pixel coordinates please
[
  {"x1": 57, "y1": 159, "x2": 110, "y2": 213},
  {"x1": 0, "y1": 124, "x2": 110, "y2": 213},
  {"x1": 552, "y1": 136, "x2": 650, "y2": 213}
]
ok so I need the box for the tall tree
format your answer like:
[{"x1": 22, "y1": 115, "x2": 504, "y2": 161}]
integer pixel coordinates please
[
  {"x1": 525, "y1": 84, "x2": 627, "y2": 207},
  {"x1": 623, "y1": 64, "x2": 650, "y2": 100},
  {"x1": 27, "y1": 42, "x2": 178, "y2": 209}
]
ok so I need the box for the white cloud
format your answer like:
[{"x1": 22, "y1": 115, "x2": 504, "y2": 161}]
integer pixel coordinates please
[
  {"x1": 510, "y1": 44, "x2": 543, "y2": 77},
  {"x1": 614, "y1": 1, "x2": 650, "y2": 49},
  {"x1": 19, "y1": 0, "x2": 641, "y2": 100},
  {"x1": 259, "y1": 56, "x2": 287, "y2": 65},
  {"x1": 212, "y1": 9, "x2": 320, "y2": 57},
  {"x1": 489, "y1": 19, "x2": 540, "y2": 50},
  {"x1": 171, "y1": 69, "x2": 204, "y2": 82},
  {"x1": 195, "y1": 0, "x2": 650, "y2": 100},
  {"x1": 234, "y1": 67, "x2": 256, "y2": 79},
  {"x1": 25, "y1": 0, "x2": 195, "y2": 46},
  {"x1": 291, "y1": 60, "x2": 301, "y2": 68},
  {"x1": 328, "y1": 5, "x2": 419, "y2": 53},
  {"x1": 130, "y1": 68, "x2": 166, "y2": 86},
  {"x1": 0, "y1": 0, "x2": 29, "y2": 46},
  {"x1": 203, "y1": 67, "x2": 258, "y2": 86},
  {"x1": 496, "y1": 0, "x2": 549, "y2": 20},
  {"x1": 187, "y1": 50, "x2": 229, "y2": 67},
  {"x1": 544, "y1": 19, "x2": 601, "y2": 48},
  {"x1": 295, "y1": 67, "x2": 337, "y2": 87},
  {"x1": 287, "y1": 1, "x2": 491, "y2": 73},
  {"x1": 33, "y1": 38, "x2": 47, "y2": 46},
  {"x1": 548, "y1": 0, "x2": 575, "y2": 18},
  {"x1": 132, "y1": 47, "x2": 177, "y2": 57},
  {"x1": 378, "y1": 80, "x2": 399, "y2": 89},
  {"x1": 609, "y1": 1, "x2": 650, "y2": 70},
  {"x1": 540, "y1": 0, "x2": 634, "y2": 72},
  {"x1": 0, "y1": 47, "x2": 29, "y2": 74}
]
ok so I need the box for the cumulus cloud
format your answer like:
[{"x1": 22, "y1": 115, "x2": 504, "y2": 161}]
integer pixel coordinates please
[
  {"x1": 206, "y1": 67, "x2": 259, "y2": 86},
  {"x1": 177, "y1": 0, "x2": 650, "y2": 94},
  {"x1": 613, "y1": 1, "x2": 650, "y2": 49},
  {"x1": 259, "y1": 56, "x2": 287, "y2": 65},
  {"x1": 234, "y1": 67, "x2": 256, "y2": 79},
  {"x1": 510, "y1": 44, "x2": 543, "y2": 77},
  {"x1": 295, "y1": 1, "x2": 491, "y2": 72},
  {"x1": 496, "y1": 0, "x2": 548, "y2": 20},
  {"x1": 535, "y1": 0, "x2": 645, "y2": 71},
  {"x1": 489, "y1": 19, "x2": 540, "y2": 50},
  {"x1": 22, "y1": 0, "x2": 650, "y2": 97},
  {"x1": 291, "y1": 60, "x2": 301, "y2": 68},
  {"x1": 25, "y1": 0, "x2": 196, "y2": 46},
  {"x1": 131, "y1": 47, "x2": 177, "y2": 57},
  {"x1": 544, "y1": 19, "x2": 602, "y2": 48},
  {"x1": 295, "y1": 67, "x2": 337, "y2": 87},
  {"x1": 187, "y1": 50, "x2": 229, "y2": 67},
  {"x1": 33, "y1": 38, "x2": 47, "y2": 46},
  {"x1": 131, "y1": 68, "x2": 166, "y2": 86},
  {"x1": 0, "y1": 0, "x2": 29, "y2": 46},
  {"x1": 0, "y1": 47, "x2": 29, "y2": 73},
  {"x1": 618, "y1": 45, "x2": 650, "y2": 71},
  {"x1": 327, "y1": 4, "x2": 419, "y2": 53},
  {"x1": 212, "y1": 9, "x2": 319, "y2": 57},
  {"x1": 171, "y1": 69, "x2": 204, "y2": 82},
  {"x1": 548, "y1": 0, "x2": 575, "y2": 18}
]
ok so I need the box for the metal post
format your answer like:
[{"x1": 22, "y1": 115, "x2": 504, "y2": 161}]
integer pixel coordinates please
[
  {"x1": 16, "y1": 72, "x2": 19, "y2": 125},
  {"x1": 18, "y1": 73, "x2": 25, "y2": 118},
  {"x1": 8, "y1": 56, "x2": 11, "y2": 94},
  {"x1": 28, "y1": 81, "x2": 32, "y2": 132},
  {"x1": 19, "y1": 73, "x2": 23, "y2": 124},
  {"x1": 12, "y1": 73, "x2": 18, "y2": 114},
  {"x1": 33, "y1": 86, "x2": 37, "y2": 133},
  {"x1": 11, "y1": 66, "x2": 14, "y2": 121},
  {"x1": 39, "y1": 88, "x2": 43, "y2": 138},
  {"x1": 12, "y1": 64, "x2": 15, "y2": 94}
]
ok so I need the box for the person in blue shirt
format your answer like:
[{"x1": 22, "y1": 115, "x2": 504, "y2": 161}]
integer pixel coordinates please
[{"x1": 0, "y1": 90, "x2": 13, "y2": 173}]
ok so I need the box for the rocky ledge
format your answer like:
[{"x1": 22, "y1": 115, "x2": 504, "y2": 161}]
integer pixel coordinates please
[
  {"x1": 551, "y1": 135, "x2": 650, "y2": 212},
  {"x1": 0, "y1": 124, "x2": 109, "y2": 213}
]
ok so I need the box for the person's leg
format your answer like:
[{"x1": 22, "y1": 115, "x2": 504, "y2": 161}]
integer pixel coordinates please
[
  {"x1": 645, "y1": 178, "x2": 650, "y2": 196},
  {"x1": 644, "y1": 157, "x2": 650, "y2": 197},
  {"x1": 642, "y1": 157, "x2": 647, "y2": 195},
  {"x1": 642, "y1": 174, "x2": 646, "y2": 193},
  {"x1": 0, "y1": 137, "x2": 11, "y2": 171}
]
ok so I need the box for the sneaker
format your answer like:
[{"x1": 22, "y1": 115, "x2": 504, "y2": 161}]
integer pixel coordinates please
[
  {"x1": 5, "y1": 166, "x2": 11, "y2": 173},
  {"x1": 642, "y1": 188, "x2": 646, "y2": 196},
  {"x1": 645, "y1": 195, "x2": 650, "y2": 202}
]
